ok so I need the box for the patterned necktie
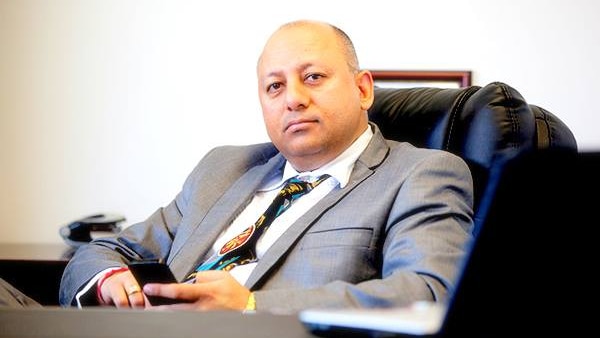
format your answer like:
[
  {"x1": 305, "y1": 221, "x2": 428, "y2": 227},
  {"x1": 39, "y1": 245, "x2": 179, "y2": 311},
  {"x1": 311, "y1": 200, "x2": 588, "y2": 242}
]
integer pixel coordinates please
[{"x1": 186, "y1": 174, "x2": 330, "y2": 280}]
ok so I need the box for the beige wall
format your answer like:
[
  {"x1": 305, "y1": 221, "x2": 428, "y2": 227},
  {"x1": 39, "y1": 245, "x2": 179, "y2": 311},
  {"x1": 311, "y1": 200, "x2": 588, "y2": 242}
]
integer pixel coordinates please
[{"x1": 1, "y1": 0, "x2": 598, "y2": 243}]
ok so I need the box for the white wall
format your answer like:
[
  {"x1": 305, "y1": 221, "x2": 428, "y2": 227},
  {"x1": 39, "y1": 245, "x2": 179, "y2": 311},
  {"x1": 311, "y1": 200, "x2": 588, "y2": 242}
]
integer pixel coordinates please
[{"x1": 1, "y1": 0, "x2": 598, "y2": 244}]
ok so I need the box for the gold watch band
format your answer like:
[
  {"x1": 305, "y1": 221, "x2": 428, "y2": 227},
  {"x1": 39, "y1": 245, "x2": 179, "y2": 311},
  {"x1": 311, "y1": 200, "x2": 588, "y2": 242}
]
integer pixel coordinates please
[{"x1": 245, "y1": 292, "x2": 256, "y2": 311}]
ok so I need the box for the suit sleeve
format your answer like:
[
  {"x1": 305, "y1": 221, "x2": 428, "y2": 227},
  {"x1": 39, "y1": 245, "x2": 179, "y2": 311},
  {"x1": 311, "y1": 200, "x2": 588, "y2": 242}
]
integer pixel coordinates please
[{"x1": 58, "y1": 197, "x2": 185, "y2": 306}]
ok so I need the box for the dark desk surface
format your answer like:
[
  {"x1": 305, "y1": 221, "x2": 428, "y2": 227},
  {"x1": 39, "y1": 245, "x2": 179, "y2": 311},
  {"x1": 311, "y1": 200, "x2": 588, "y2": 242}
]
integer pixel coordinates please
[
  {"x1": 0, "y1": 307, "x2": 318, "y2": 338},
  {"x1": 0, "y1": 243, "x2": 73, "y2": 306}
]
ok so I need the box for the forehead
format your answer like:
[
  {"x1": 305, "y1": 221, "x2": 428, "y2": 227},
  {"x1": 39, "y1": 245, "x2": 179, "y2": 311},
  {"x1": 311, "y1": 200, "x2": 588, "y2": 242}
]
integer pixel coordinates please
[{"x1": 258, "y1": 25, "x2": 344, "y2": 73}]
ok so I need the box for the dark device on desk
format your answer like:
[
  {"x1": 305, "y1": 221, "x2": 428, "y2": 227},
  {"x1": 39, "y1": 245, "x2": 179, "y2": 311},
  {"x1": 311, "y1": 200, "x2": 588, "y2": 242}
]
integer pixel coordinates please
[
  {"x1": 59, "y1": 213, "x2": 125, "y2": 247},
  {"x1": 300, "y1": 150, "x2": 597, "y2": 337},
  {"x1": 128, "y1": 260, "x2": 180, "y2": 306}
]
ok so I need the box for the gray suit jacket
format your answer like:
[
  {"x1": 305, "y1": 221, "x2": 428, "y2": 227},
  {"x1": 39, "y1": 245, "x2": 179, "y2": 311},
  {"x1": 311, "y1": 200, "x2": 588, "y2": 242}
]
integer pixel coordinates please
[{"x1": 60, "y1": 124, "x2": 474, "y2": 312}]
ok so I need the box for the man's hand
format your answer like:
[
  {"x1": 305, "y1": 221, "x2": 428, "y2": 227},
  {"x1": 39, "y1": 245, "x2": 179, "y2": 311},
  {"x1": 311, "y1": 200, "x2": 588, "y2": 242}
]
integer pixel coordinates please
[
  {"x1": 98, "y1": 269, "x2": 146, "y2": 309},
  {"x1": 142, "y1": 270, "x2": 251, "y2": 311}
]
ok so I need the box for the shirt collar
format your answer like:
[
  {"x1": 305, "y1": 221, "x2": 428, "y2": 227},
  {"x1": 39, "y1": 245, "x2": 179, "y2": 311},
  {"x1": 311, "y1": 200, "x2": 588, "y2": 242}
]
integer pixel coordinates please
[{"x1": 263, "y1": 125, "x2": 373, "y2": 191}]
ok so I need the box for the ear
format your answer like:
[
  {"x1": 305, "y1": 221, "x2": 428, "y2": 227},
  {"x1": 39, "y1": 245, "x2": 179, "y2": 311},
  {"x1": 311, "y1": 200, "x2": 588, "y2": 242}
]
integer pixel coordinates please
[{"x1": 355, "y1": 70, "x2": 375, "y2": 111}]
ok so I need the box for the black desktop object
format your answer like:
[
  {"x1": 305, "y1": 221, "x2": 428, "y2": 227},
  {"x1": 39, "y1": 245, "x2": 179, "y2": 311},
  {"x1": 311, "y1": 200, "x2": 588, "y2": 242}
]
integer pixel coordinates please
[{"x1": 300, "y1": 149, "x2": 598, "y2": 337}]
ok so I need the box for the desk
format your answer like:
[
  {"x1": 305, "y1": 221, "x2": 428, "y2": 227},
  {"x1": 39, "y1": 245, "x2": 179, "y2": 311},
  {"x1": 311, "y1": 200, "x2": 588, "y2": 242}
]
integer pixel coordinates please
[
  {"x1": 0, "y1": 243, "x2": 72, "y2": 306},
  {"x1": 0, "y1": 307, "x2": 318, "y2": 338}
]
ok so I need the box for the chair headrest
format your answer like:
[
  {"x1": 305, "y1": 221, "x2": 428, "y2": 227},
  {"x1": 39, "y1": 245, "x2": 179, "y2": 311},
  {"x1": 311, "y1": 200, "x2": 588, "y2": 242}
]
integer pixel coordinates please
[{"x1": 369, "y1": 82, "x2": 576, "y2": 169}]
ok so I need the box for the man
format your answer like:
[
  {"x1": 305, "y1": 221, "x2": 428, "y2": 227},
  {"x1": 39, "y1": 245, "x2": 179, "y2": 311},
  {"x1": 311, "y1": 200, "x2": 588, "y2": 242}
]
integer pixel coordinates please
[{"x1": 58, "y1": 20, "x2": 474, "y2": 313}]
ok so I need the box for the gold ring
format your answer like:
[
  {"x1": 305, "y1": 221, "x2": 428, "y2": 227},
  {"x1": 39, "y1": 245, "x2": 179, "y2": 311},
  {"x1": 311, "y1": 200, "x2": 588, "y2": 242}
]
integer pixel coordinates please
[{"x1": 125, "y1": 284, "x2": 142, "y2": 296}]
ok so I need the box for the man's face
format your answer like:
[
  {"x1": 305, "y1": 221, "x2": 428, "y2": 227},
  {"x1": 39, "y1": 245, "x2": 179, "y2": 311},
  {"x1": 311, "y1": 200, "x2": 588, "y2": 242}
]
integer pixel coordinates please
[{"x1": 257, "y1": 24, "x2": 372, "y2": 172}]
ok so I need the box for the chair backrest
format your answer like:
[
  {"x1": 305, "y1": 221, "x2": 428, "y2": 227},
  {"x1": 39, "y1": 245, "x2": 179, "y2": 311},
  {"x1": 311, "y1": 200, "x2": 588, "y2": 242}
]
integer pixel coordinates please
[{"x1": 367, "y1": 81, "x2": 577, "y2": 234}]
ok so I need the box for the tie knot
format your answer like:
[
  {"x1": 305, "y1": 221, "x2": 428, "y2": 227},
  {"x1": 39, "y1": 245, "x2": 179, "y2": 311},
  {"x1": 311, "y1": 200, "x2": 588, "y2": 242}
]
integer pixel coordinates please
[
  {"x1": 282, "y1": 174, "x2": 329, "y2": 199},
  {"x1": 293, "y1": 173, "x2": 330, "y2": 184}
]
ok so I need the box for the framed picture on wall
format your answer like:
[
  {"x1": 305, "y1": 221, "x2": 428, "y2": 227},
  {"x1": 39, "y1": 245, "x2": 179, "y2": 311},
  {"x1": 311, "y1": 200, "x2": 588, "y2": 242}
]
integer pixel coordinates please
[{"x1": 371, "y1": 70, "x2": 472, "y2": 89}]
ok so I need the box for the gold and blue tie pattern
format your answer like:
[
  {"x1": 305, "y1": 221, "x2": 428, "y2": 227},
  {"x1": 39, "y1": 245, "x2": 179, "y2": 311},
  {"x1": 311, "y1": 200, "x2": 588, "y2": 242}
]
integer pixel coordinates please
[{"x1": 186, "y1": 174, "x2": 330, "y2": 280}]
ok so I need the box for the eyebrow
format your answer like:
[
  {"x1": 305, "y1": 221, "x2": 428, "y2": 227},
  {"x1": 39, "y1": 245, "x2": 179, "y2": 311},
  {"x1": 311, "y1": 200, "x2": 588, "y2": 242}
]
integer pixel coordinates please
[{"x1": 262, "y1": 62, "x2": 319, "y2": 79}]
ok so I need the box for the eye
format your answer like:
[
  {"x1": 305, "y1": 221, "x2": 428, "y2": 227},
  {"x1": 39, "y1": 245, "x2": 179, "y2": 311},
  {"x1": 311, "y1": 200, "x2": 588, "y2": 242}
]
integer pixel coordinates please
[
  {"x1": 305, "y1": 73, "x2": 324, "y2": 83},
  {"x1": 267, "y1": 82, "x2": 283, "y2": 93}
]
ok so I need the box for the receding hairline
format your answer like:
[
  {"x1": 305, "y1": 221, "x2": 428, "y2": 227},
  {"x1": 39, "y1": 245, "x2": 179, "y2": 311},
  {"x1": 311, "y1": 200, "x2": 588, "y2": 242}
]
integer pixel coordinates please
[{"x1": 259, "y1": 20, "x2": 360, "y2": 72}]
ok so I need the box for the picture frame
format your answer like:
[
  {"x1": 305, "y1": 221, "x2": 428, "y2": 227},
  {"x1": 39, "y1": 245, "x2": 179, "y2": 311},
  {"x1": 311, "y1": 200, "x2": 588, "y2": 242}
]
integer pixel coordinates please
[{"x1": 370, "y1": 70, "x2": 472, "y2": 89}]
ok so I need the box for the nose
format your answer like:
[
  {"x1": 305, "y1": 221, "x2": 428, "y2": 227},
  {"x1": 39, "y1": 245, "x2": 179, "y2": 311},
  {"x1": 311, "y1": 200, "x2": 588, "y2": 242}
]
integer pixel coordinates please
[{"x1": 285, "y1": 80, "x2": 309, "y2": 111}]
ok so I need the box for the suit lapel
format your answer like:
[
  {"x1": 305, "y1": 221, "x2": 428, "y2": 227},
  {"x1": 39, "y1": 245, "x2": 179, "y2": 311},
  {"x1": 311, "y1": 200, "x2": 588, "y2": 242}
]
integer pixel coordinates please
[{"x1": 246, "y1": 124, "x2": 390, "y2": 288}]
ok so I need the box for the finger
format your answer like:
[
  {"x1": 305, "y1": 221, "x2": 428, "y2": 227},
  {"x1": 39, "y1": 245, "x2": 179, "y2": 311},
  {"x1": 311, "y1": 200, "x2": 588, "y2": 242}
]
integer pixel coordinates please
[
  {"x1": 109, "y1": 283, "x2": 131, "y2": 308},
  {"x1": 144, "y1": 282, "x2": 201, "y2": 303},
  {"x1": 124, "y1": 283, "x2": 145, "y2": 309},
  {"x1": 99, "y1": 271, "x2": 138, "y2": 307}
]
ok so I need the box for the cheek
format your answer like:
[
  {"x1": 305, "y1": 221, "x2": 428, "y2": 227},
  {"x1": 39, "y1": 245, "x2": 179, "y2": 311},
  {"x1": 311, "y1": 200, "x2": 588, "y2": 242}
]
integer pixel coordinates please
[
  {"x1": 261, "y1": 97, "x2": 286, "y2": 125},
  {"x1": 261, "y1": 109, "x2": 281, "y2": 139},
  {"x1": 260, "y1": 99, "x2": 274, "y2": 120}
]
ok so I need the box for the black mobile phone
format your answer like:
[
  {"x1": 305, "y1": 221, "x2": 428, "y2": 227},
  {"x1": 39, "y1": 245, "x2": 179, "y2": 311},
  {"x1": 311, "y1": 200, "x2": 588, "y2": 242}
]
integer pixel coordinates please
[{"x1": 127, "y1": 260, "x2": 179, "y2": 306}]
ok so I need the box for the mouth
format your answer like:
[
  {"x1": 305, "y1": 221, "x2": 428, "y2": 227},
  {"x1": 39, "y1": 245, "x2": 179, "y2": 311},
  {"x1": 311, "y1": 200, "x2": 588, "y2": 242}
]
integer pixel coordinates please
[{"x1": 284, "y1": 119, "x2": 318, "y2": 133}]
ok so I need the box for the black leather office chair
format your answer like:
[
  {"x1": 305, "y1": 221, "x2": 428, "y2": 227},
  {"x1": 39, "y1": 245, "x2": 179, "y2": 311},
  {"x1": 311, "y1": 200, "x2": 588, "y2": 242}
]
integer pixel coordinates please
[{"x1": 367, "y1": 81, "x2": 577, "y2": 235}]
